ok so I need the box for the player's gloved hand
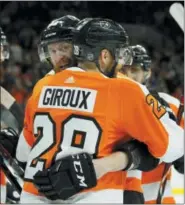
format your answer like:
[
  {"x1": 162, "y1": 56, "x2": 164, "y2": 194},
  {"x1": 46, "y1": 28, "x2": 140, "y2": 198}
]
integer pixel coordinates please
[
  {"x1": 115, "y1": 139, "x2": 160, "y2": 171},
  {"x1": 33, "y1": 153, "x2": 97, "y2": 201},
  {"x1": 0, "y1": 127, "x2": 19, "y2": 157},
  {"x1": 173, "y1": 155, "x2": 184, "y2": 174}
]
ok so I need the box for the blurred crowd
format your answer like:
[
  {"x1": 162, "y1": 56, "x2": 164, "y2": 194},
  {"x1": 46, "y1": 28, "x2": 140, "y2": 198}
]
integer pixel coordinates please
[{"x1": 0, "y1": 1, "x2": 184, "y2": 109}]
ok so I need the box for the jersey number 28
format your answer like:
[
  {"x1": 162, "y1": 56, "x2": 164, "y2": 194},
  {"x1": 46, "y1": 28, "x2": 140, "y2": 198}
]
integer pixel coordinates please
[{"x1": 24, "y1": 113, "x2": 102, "y2": 181}]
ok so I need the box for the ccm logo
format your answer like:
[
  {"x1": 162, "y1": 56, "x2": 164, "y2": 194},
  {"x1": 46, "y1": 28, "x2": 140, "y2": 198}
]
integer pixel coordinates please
[{"x1": 73, "y1": 157, "x2": 87, "y2": 188}]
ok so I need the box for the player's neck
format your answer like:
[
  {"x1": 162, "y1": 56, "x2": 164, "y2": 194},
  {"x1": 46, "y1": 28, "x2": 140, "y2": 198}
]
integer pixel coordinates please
[{"x1": 78, "y1": 62, "x2": 99, "y2": 73}]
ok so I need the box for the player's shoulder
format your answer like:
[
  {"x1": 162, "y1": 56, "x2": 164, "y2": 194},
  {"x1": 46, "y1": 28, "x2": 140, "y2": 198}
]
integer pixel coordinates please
[
  {"x1": 113, "y1": 74, "x2": 147, "y2": 93},
  {"x1": 45, "y1": 69, "x2": 55, "y2": 76},
  {"x1": 32, "y1": 74, "x2": 53, "y2": 96},
  {"x1": 158, "y1": 92, "x2": 180, "y2": 107}
]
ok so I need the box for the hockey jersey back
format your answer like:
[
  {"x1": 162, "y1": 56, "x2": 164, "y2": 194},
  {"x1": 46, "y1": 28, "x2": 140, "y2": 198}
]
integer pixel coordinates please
[{"x1": 19, "y1": 67, "x2": 183, "y2": 203}]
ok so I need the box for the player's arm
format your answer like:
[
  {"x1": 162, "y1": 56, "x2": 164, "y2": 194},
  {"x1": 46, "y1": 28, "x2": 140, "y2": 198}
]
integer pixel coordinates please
[
  {"x1": 33, "y1": 139, "x2": 159, "y2": 201},
  {"x1": 157, "y1": 92, "x2": 184, "y2": 174},
  {"x1": 121, "y1": 82, "x2": 184, "y2": 163},
  {"x1": 92, "y1": 139, "x2": 160, "y2": 179},
  {"x1": 15, "y1": 97, "x2": 34, "y2": 169}
]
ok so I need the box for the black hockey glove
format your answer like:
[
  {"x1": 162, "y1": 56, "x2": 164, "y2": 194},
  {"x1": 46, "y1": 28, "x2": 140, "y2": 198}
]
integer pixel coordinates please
[
  {"x1": 173, "y1": 155, "x2": 184, "y2": 174},
  {"x1": 115, "y1": 140, "x2": 160, "y2": 171},
  {"x1": 0, "y1": 127, "x2": 19, "y2": 157},
  {"x1": 33, "y1": 153, "x2": 97, "y2": 201}
]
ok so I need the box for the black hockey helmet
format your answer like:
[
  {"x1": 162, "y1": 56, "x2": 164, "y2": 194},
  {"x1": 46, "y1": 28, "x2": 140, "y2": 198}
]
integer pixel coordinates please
[
  {"x1": 72, "y1": 18, "x2": 132, "y2": 77},
  {"x1": 38, "y1": 15, "x2": 80, "y2": 64},
  {"x1": 131, "y1": 45, "x2": 151, "y2": 71}
]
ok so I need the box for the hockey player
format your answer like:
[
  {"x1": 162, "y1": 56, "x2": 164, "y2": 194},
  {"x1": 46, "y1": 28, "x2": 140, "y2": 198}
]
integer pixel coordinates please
[
  {"x1": 1, "y1": 18, "x2": 184, "y2": 203},
  {"x1": 0, "y1": 15, "x2": 81, "y2": 203},
  {"x1": 119, "y1": 44, "x2": 184, "y2": 204},
  {"x1": 1, "y1": 17, "x2": 161, "y2": 204},
  {"x1": 19, "y1": 18, "x2": 183, "y2": 203},
  {"x1": 38, "y1": 15, "x2": 80, "y2": 74}
]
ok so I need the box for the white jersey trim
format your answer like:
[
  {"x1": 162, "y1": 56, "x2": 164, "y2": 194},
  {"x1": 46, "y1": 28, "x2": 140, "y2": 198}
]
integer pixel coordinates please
[
  {"x1": 16, "y1": 130, "x2": 31, "y2": 163},
  {"x1": 158, "y1": 92, "x2": 180, "y2": 108},
  {"x1": 0, "y1": 185, "x2": 7, "y2": 203}
]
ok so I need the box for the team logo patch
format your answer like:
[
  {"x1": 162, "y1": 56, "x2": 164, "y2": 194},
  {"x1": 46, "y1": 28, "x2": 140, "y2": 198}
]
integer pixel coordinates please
[{"x1": 99, "y1": 21, "x2": 111, "y2": 29}]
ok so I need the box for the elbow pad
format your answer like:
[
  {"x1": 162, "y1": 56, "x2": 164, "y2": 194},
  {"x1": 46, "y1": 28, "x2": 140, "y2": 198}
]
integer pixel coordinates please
[
  {"x1": 115, "y1": 140, "x2": 159, "y2": 171},
  {"x1": 173, "y1": 155, "x2": 184, "y2": 174}
]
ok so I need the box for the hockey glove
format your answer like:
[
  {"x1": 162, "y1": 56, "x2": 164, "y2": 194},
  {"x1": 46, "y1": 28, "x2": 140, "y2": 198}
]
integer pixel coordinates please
[
  {"x1": 33, "y1": 153, "x2": 97, "y2": 201},
  {"x1": 115, "y1": 139, "x2": 160, "y2": 171},
  {"x1": 0, "y1": 127, "x2": 19, "y2": 157},
  {"x1": 173, "y1": 155, "x2": 184, "y2": 174}
]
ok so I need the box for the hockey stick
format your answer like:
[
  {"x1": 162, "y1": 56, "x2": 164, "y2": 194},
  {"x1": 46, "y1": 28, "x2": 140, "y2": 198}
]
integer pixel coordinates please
[
  {"x1": 0, "y1": 144, "x2": 24, "y2": 178},
  {"x1": 0, "y1": 157, "x2": 23, "y2": 195},
  {"x1": 169, "y1": 3, "x2": 184, "y2": 32},
  {"x1": 0, "y1": 143, "x2": 24, "y2": 195},
  {"x1": 0, "y1": 86, "x2": 24, "y2": 134}
]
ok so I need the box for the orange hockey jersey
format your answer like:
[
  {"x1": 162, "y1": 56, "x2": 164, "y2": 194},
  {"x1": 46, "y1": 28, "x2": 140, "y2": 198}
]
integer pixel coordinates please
[
  {"x1": 17, "y1": 67, "x2": 183, "y2": 203},
  {"x1": 142, "y1": 92, "x2": 184, "y2": 204},
  {"x1": 125, "y1": 92, "x2": 184, "y2": 204}
]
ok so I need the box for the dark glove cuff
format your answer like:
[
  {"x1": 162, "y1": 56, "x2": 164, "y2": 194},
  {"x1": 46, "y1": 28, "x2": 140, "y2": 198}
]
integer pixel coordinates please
[
  {"x1": 116, "y1": 140, "x2": 159, "y2": 171},
  {"x1": 116, "y1": 141, "x2": 140, "y2": 171}
]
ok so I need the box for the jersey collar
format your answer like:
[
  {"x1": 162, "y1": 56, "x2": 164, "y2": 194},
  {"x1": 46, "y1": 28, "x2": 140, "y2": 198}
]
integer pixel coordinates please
[{"x1": 66, "y1": 67, "x2": 85, "y2": 72}]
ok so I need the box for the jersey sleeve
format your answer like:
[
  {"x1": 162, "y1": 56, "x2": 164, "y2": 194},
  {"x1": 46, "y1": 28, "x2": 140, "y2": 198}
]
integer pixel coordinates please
[
  {"x1": 119, "y1": 80, "x2": 184, "y2": 163},
  {"x1": 16, "y1": 77, "x2": 48, "y2": 163},
  {"x1": 159, "y1": 92, "x2": 184, "y2": 129},
  {"x1": 16, "y1": 97, "x2": 34, "y2": 163},
  {"x1": 16, "y1": 76, "x2": 50, "y2": 163}
]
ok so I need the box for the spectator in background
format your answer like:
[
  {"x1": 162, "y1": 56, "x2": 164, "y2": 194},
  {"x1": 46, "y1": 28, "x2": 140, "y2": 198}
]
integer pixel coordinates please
[
  {"x1": 9, "y1": 36, "x2": 23, "y2": 64},
  {"x1": 18, "y1": 24, "x2": 37, "y2": 50},
  {"x1": 0, "y1": 1, "x2": 183, "y2": 109}
]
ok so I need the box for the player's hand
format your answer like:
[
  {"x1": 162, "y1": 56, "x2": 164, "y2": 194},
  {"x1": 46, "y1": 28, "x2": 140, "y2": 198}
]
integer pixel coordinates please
[
  {"x1": 33, "y1": 153, "x2": 97, "y2": 201},
  {"x1": 0, "y1": 127, "x2": 19, "y2": 157},
  {"x1": 173, "y1": 155, "x2": 184, "y2": 174},
  {"x1": 115, "y1": 139, "x2": 160, "y2": 171}
]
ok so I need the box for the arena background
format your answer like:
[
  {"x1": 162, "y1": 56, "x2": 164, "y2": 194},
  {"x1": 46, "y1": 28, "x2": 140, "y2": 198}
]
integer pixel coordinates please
[{"x1": 0, "y1": 1, "x2": 184, "y2": 203}]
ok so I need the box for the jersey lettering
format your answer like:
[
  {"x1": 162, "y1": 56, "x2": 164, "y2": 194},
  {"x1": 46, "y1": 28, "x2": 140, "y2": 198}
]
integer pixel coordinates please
[{"x1": 38, "y1": 86, "x2": 97, "y2": 113}]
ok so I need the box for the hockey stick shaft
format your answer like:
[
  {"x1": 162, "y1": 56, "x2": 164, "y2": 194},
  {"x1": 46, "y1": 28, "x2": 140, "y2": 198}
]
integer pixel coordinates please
[{"x1": 0, "y1": 159, "x2": 22, "y2": 195}]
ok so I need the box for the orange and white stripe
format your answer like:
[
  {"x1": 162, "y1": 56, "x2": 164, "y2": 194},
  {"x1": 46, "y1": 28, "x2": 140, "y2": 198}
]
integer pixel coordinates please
[{"x1": 0, "y1": 170, "x2": 7, "y2": 203}]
